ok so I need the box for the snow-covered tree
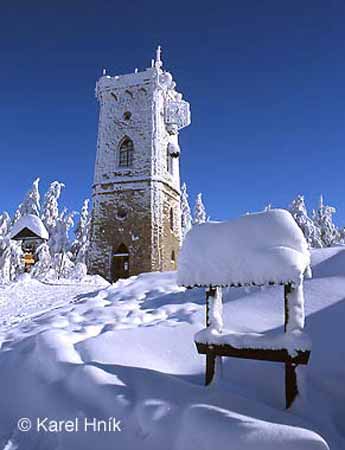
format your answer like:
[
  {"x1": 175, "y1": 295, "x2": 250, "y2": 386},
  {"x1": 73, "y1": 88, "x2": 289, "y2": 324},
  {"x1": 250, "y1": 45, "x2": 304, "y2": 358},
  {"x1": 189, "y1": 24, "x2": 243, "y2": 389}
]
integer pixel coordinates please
[
  {"x1": 71, "y1": 199, "x2": 91, "y2": 264},
  {"x1": 0, "y1": 178, "x2": 93, "y2": 282},
  {"x1": 21, "y1": 177, "x2": 40, "y2": 216},
  {"x1": 50, "y1": 209, "x2": 76, "y2": 278},
  {"x1": 0, "y1": 211, "x2": 23, "y2": 283},
  {"x1": 312, "y1": 195, "x2": 339, "y2": 247},
  {"x1": 0, "y1": 212, "x2": 11, "y2": 237},
  {"x1": 31, "y1": 242, "x2": 51, "y2": 279},
  {"x1": 180, "y1": 183, "x2": 192, "y2": 240},
  {"x1": 193, "y1": 193, "x2": 207, "y2": 225},
  {"x1": 41, "y1": 181, "x2": 65, "y2": 234},
  {"x1": 289, "y1": 195, "x2": 322, "y2": 248},
  {"x1": 13, "y1": 178, "x2": 41, "y2": 224},
  {"x1": 0, "y1": 237, "x2": 23, "y2": 284},
  {"x1": 41, "y1": 180, "x2": 68, "y2": 271}
]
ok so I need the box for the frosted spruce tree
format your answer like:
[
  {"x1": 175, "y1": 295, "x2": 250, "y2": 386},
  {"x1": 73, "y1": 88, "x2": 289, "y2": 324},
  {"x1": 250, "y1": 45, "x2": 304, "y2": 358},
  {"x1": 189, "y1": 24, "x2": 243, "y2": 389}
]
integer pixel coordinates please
[
  {"x1": 180, "y1": 183, "x2": 192, "y2": 240},
  {"x1": 21, "y1": 177, "x2": 40, "y2": 216},
  {"x1": 0, "y1": 211, "x2": 23, "y2": 284},
  {"x1": 193, "y1": 193, "x2": 207, "y2": 225},
  {"x1": 51, "y1": 209, "x2": 75, "y2": 279},
  {"x1": 312, "y1": 195, "x2": 339, "y2": 247},
  {"x1": 70, "y1": 199, "x2": 91, "y2": 280},
  {"x1": 13, "y1": 177, "x2": 41, "y2": 224},
  {"x1": 0, "y1": 237, "x2": 23, "y2": 284},
  {"x1": 72, "y1": 199, "x2": 90, "y2": 262},
  {"x1": 289, "y1": 195, "x2": 322, "y2": 248},
  {"x1": 41, "y1": 181, "x2": 65, "y2": 234},
  {"x1": 31, "y1": 242, "x2": 51, "y2": 279},
  {"x1": 41, "y1": 180, "x2": 65, "y2": 260},
  {"x1": 0, "y1": 212, "x2": 11, "y2": 237},
  {"x1": 40, "y1": 181, "x2": 78, "y2": 279}
]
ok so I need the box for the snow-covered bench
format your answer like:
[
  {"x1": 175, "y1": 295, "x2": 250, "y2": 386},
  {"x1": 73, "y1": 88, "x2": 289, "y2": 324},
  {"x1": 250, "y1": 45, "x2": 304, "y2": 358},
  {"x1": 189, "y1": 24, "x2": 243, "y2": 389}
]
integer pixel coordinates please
[{"x1": 177, "y1": 209, "x2": 312, "y2": 408}]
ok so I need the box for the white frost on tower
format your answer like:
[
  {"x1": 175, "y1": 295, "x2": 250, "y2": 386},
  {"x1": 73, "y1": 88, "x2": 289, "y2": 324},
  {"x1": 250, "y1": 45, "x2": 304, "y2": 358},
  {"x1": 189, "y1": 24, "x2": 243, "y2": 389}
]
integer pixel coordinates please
[{"x1": 89, "y1": 47, "x2": 191, "y2": 278}]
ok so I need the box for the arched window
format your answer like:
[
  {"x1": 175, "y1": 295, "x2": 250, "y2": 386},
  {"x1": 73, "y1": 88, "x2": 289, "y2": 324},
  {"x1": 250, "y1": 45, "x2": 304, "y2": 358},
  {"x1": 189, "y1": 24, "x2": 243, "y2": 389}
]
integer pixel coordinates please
[
  {"x1": 170, "y1": 208, "x2": 174, "y2": 231},
  {"x1": 171, "y1": 250, "x2": 176, "y2": 267},
  {"x1": 167, "y1": 145, "x2": 173, "y2": 174},
  {"x1": 119, "y1": 137, "x2": 134, "y2": 167}
]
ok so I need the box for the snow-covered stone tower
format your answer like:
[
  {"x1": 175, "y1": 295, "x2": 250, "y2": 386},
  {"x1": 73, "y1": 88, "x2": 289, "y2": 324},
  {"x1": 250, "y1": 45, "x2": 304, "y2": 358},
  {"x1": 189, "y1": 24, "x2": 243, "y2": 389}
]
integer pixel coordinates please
[{"x1": 89, "y1": 47, "x2": 191, "y2": 281}]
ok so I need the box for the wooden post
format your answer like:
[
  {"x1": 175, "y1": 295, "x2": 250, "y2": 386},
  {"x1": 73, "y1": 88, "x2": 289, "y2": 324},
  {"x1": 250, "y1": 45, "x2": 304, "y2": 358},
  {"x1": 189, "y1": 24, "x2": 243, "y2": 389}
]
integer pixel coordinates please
[
  {"x1": 284, "y1": 281, "x2": 300, "y2": 408},
  {"x1": 205, "y1": 352, "x2": 216, "y2": 385},
  {"x1": 205, "y1": 287, "x2": 218, "y2": 385},
  {"x1": 205, "y1": 287, "x2": 217, "y2": 327},
  {"x1": 285, "y1": 362, "x2": 298, "y2": 408},
  {"x1": 284, "y1": 282, "x2": 293, "y2": 332}
]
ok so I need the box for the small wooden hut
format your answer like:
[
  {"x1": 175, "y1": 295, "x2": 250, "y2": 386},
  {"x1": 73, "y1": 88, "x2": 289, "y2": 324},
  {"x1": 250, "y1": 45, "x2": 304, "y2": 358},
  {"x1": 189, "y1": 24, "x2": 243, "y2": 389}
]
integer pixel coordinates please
[
  {"x1": 9, "y1": 214, "x2": 49, "y2": 271},
  {"x1": 177, "y1": 209, "x2": 311, "y2": 408}
]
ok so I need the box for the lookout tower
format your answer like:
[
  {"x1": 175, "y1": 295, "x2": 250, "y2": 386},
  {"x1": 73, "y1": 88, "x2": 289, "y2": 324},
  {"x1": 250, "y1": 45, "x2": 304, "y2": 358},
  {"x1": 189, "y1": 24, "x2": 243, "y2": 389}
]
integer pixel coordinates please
[{"x1": 89, "y1": 47, "x2": 191, "y2": 281}]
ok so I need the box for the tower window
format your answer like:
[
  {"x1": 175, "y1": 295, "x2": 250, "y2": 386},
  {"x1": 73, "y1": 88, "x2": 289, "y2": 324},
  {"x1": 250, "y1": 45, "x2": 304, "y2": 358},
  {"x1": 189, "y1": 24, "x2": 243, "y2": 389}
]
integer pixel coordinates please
[
  {"x1": 170, "y1": 208, "x2": 174, "y2": 231},
  {"x1": 171, "y1": 250, "x2": 176, "y2": 265},
  {"x1": 116, "y1": 206, "x2": 128, "y2": 220},
  {"x1": 167, "y1": 146, "x2": 173, "y2": 174},
  {"x1": 119, "y1": 137, "x2": 134, "y2": 167}
]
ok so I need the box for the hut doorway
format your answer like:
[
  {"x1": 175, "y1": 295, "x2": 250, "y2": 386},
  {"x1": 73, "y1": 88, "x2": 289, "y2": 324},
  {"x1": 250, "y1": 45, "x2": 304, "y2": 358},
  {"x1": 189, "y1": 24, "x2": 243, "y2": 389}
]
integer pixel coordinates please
[{"x1": 111, "y1": 244, "x2": 129, "y2": 282}]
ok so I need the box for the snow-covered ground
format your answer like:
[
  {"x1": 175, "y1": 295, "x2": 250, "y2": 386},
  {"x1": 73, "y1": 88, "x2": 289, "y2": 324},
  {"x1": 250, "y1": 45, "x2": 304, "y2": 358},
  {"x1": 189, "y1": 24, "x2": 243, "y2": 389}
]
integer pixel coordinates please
[
  {"x1": 0, "y1": 248, "x2": 344, "y2": 449},
  {"x1": 0, "y1": 274, "x2": 109, "y2": 332}
]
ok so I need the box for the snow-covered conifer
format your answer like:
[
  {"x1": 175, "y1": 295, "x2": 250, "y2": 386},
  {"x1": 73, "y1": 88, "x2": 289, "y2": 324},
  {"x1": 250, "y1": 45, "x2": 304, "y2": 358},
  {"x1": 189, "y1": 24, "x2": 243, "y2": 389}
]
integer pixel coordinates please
[
  {"x1": 41, "y1": 181, "x2": 65, "y2": 233},
  {"x1": 32, "y1": 242, "x2": 52, "y2": 279},
  {"x1": 193, "y1": 193, "x2": 207, "y2": 225},
  {"x1": 0, "y1": 238, "x2": 23, "y2": 284},
  {"x1": 72, "y1": 199, "x2": 91, "y2": 264},
  {"x1": 289, "y1": 195, "x2": 322, "y2": 248},
  {"x1": 41, "y1": 180, "x2": 66, "y2": 265},
  {"x1": 15, "y1": 178, "x2": 41, "y2": 220},
  {"x1": 51, "y1": 209, "x2": 75, "y2": 278},
  {"x1": 312, "y1": 195, "x2": 339, "y2": 247},
  {"x1": 180, "y1": 183, "x2": 192, "y2": 240},
  {"x1": 0, "y1": 212, "x2": 11, "y2": 237},
  {"x1": 0, "y1": 211, "x2": 23, "y2": 283}
]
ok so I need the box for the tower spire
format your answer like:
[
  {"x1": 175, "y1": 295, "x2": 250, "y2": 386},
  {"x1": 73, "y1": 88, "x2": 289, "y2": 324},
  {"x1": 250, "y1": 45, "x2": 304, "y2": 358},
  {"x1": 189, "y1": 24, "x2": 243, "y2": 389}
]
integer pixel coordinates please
[{"x1": 155, "y1": 45, "x2": 163, "y2": 69}]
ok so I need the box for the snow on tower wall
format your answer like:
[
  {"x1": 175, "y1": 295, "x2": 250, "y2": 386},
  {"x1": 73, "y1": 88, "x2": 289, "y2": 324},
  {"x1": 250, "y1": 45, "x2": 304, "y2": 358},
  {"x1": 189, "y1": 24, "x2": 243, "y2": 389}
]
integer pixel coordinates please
[{"x1": 89, "y1": 51, "x2": 191, "y2": 281}]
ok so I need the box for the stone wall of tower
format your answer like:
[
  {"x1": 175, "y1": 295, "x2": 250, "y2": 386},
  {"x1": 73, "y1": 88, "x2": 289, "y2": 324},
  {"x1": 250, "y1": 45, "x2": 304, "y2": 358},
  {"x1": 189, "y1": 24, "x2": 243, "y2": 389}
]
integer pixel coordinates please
[
  {"x1": 89, "y1": 54, "x2": 191, "y2": 281},
  {"x1": 89, "y1": 183, "x2": 153, "y2": 278}
]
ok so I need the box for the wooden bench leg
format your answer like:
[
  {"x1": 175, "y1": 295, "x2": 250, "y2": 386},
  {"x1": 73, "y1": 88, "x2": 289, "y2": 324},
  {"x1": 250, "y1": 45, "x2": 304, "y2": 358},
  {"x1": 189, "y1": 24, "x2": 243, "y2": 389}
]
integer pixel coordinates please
[
  {"x1": 285, "y1": 362, "x2": 298, "y2": 408},
  {"x1": 205, "y1": 352, "x2": 216, "y2": 385}
]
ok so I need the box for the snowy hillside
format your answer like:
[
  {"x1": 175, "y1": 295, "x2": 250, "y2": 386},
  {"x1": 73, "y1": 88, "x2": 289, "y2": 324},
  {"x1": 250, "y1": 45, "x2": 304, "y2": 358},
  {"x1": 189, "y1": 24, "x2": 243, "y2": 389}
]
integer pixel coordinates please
[{"x1": 0, "y1": 248, "x2": 345, "y2": 449}]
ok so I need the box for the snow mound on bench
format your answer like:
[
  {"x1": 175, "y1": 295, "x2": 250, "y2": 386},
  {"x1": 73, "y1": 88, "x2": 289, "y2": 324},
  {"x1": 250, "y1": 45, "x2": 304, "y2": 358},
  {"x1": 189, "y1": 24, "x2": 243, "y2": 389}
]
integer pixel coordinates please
[{"x1": 178, "y1": 209, "x2": 310, "y2": 287}]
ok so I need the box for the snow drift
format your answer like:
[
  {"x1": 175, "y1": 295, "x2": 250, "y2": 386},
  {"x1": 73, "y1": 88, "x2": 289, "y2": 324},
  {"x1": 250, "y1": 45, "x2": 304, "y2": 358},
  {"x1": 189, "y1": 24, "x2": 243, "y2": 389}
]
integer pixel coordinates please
[{"x1": 2, "y1": 247, "x2": 345, "y2": 449}]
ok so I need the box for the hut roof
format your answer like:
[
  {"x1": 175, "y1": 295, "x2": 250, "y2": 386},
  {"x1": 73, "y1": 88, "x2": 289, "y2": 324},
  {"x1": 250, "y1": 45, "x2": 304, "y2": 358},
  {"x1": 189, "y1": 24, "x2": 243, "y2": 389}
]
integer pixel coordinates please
[
  {"x1": 10, "y1": 214, "x2": 49, "y2": 241},
  {"x1": 177, "y1": 209, "x2": 310, "y2": 288}
]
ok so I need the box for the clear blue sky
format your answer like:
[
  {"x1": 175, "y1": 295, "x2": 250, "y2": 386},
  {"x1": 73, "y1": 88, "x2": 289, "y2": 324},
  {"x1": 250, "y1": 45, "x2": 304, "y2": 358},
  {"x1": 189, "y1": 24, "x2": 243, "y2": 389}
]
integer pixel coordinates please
[{"x1": 1, "y1": 1, "x2": 345, "y2": 223}]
